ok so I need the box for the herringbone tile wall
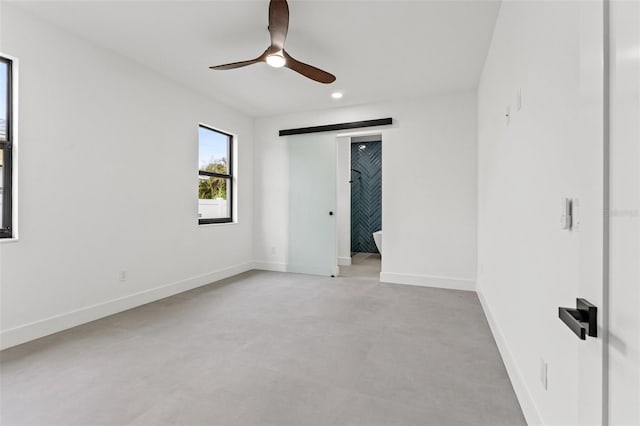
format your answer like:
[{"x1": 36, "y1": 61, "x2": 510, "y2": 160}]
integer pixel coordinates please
[{"x1": 351, "y1": 141, "x2": 382, "y2": 254}]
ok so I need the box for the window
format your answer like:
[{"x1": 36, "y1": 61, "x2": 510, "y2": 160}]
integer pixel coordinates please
[
  {"x1": 198, "y1": 125, "x2": 233, "y2": 224},
  {"x1": 0, "y1": 56, "x2": 13, "y2": 239}
]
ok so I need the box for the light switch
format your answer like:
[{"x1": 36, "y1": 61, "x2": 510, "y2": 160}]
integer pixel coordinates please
[
  {"x1": 572, "y1": 198, "x2": 580, "y2": 231},
  {"x1": 515, "y1": 89, "x2": 522, "y2": 111},
  {"x1": 560, "y1": 198, "x2": 572, "y2": 230}
]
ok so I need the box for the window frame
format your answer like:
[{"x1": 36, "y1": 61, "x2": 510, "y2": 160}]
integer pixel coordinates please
[
  {"x1": 198, "y1": 124, "x2": 234, "y2": 225},
  {"x1": 1, "y1": 55, "x2": 13, "y2": 239}
]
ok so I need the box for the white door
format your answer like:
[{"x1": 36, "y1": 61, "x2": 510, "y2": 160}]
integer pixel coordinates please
[
  {"x1": 570, "y1": 1, "x2": 606, "y2": 423},
  {"x1": 573, "y1": 2, "x2": 640, "y2": 423},
  {"x1": 607, "y1": 0, "x2": 640, "y2": 423},
  {"x1": 287, "y1": 133, "x2": 337, "y2": 276}
]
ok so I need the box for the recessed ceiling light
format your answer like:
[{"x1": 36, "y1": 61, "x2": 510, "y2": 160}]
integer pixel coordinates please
[{"x1": 331, "y1": 92, "x2": 343, "y2": 99}]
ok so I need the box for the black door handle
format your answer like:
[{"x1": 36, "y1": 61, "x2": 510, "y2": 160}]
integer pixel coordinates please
[
  {"x1": 558, "y1": 298, "x2": 597, "y2": 340},
  {"x1": 329, "y1": 211, "x2": 334, "y2": 216}
]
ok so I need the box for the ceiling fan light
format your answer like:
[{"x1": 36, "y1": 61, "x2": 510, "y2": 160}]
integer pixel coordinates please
[{"x1": 266, "y1": 54, "x2": 286, "y2": 68}]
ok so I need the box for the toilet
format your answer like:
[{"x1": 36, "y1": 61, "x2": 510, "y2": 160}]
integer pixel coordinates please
[{"x1": 372, "y1": 230, "x2": 382, "y2": 254}]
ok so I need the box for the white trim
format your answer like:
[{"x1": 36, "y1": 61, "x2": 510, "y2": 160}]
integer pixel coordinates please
[
  {"x1": 477, "y1": 288, "x2": 544, "y2": 426},
  {"x1": 379, "y1": 271, "x2": 475, "y2": 291},
  {"x1": 336, "y1": 128, "x2": 393, "y2": 138},
  {"x1": 0, "y1": 52, "x2": 19, "y2": 242},
  {"x1": 0, "y1": 262, "x2": 253, "y2": 350},
  {"x1": 338, "y1": 256, "x2": 352, "y2": 266},
  {"x1": 197, "y1": 222, "x2": 239, "y2": 228},
  {"x1": 12, "y1": 56, "x2": 19, "y2": 241},
  {"x1": 252, "y1": 261, "x2": 288, "y2": 272}
]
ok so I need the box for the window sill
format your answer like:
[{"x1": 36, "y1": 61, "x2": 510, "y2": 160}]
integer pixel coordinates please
[{"x1": 198, "y1": 221, "x2": 238, "y2": 228}]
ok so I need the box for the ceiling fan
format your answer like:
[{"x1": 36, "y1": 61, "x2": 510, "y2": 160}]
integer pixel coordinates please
[{"x1": 209, "y1": 0, "x2": 336, "y2": 84}]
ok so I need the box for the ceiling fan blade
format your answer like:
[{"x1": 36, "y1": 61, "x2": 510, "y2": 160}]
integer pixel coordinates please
[
  {"x1": 268, "y1": 0, "x2": 289, "y2": 50},
  {"x1": 209, "y1": 50, "x2": 268, "y2": 70},
  {"x1": 283, "y1": 50, "x2": 336, "y2": 84}
]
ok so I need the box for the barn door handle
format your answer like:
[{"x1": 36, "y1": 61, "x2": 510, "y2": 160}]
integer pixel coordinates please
[{"x1": 558, "y1": 298, "x2": 597, "y2": 340}]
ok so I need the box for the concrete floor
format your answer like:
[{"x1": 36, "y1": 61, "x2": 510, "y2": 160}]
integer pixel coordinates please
[
  {"x1": 1, "y1": 263, "x2": 525, "y2": 426},
  {"x1": 339, "y1": 253, "x2": 382, "y2": 279}
]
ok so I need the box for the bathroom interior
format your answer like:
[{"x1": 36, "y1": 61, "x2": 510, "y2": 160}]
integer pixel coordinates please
[{"x1": 339, "y1": 135, "x2": 382, "y2": 278}]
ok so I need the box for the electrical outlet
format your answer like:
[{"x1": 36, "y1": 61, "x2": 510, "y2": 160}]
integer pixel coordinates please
[
  {"x1": 271, "y1": 246, "x2": 276, "y2": 255},
  {"x1": 540, "y1": 359, "x2": 548, "y2": 390},
  {"x1": 118, "y1": 270, "x2": 128, "y2": 282}
]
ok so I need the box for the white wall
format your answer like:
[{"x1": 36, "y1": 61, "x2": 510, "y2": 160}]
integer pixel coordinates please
[
  {"x1": 254, "y1": 92, "x2": 478, "y2": 290},
  {"x1": 336, "y1": 136, "x2": 351, "y2": 265},
  {"x1": 478, "y1": 1, "x2": 605, "y2": 425},
  {"x1": 0, "y1": 5, "x2": 254, "y2": 349}
]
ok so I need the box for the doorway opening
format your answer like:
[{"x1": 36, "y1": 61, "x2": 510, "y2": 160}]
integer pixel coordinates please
[{"x1": 339, "y1": 135, "x2": 381, "y2": 278}]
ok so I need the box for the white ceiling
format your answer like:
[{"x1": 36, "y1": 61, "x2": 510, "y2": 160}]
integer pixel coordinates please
[{"x1": 12, "y1": 0, "x2": 500, "y2": 117}]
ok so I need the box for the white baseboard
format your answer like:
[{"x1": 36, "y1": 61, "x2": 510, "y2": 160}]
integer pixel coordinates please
[
  {"x1": 379, "y1": 272, "x2": 475, "y2": 291},
  {"x1": 0, "y1": 262, "x2": 253, "y2": 350},
  {"x1": 477, "y1": 289, "x2": 543, "y2": 426},
  {"x1": 338, "y1": 257, "x2": 352, "y2": 266},
  {"x1": 252, "y1": 261, "x2": 287, "y2": 272}
]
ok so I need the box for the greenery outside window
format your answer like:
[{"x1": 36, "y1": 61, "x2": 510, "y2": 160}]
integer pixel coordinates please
[
  {"x1": 0, "y1": 56, "x2": 13, "y2": 238},
  {"x1": 198, "y1": 125, "x2": 233, "y2": 224}
]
